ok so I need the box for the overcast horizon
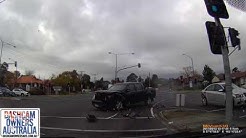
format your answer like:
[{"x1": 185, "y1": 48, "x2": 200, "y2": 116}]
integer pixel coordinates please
[{"x1": 0, "y1": 0, "x2": 246, "y2": 81}]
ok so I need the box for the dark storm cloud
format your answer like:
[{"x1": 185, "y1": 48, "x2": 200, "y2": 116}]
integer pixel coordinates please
[{"x1": 0, "y1": 0, "x2": 246, "y2": 80}]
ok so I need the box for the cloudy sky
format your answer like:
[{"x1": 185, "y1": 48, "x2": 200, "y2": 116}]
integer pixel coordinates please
[{"x1": 0, "y1": 0, "x2": 245, "y2": 81}]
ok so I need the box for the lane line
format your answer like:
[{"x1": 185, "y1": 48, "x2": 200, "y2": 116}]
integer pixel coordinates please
[
  {"x1": 41, "y1": 116, "x2": 153, "y2": 120},
  {"x1": 150, "y1": 99, "x2": 167, "y2": 118},
  {"x1": 206, "y1": 108, "x2": 225, "y2": 113},
  {"x1": 239, "y1": 115, "x2": 246, "y2": 118},
  {"x1": 41, "y1": 126, "x2": 167, "y2": 133}
]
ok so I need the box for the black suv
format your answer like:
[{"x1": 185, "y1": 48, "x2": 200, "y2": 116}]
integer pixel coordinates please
[{"x1": 92, "y1": 82, "x2": 156, "y2": 110}]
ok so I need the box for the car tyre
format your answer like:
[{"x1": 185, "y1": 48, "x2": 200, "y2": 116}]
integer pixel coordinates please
[
  {"x1": 21, "y1": 93, "x2": 24, "y2": 97},
  {"x1": 202, "y1": 96, "x2": 208, "y2": 106}
]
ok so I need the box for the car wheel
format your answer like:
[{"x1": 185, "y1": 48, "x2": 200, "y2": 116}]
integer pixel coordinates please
[
  {"x1": 21, "y1": 93, "x2": 24, "y2": 97},
  {"x1": 202, "y1": 96, "x2": 208, "y2": 106},
  {"x1": 115, "y1": 100, "x2": 123, "y2": 111}
]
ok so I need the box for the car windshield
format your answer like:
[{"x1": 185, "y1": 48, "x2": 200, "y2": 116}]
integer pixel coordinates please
[{"x1": 108, "y1": 84, "x2": 126, "y2": 91}]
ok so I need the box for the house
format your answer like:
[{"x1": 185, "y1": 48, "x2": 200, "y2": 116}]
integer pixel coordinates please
[
  {"x1": 215, "y1": 71, "x2": 246, "y2": 86},
  {"x1": 16, "y1": 75, "x2": 43, "y2": 91},
  {"x1": 231, "y1": 71, "x2": 246, "y2": 86},
  {"x1": 212, "y1": 76, "x2": 220, "y2": 83}
]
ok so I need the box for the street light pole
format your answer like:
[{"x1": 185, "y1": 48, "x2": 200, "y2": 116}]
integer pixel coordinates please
[
  {"x1": 0, "y1": 39, "x2": 16, "y2": 64},
  {"x1": 115, "y1": 54, "x2": 118, "y2": 81},
  {"x1": 0, "y1": 39, "x2": 4, "y2": 64},
  {"x1": 109, "y1": 52, "x2": 134, "y2": 81},
  {"x1": 9, "y1": 58, "x2": 17, "y2": 87},
  {"x1": 182, "y1": 54, "x2": 195, "y2": 77}
]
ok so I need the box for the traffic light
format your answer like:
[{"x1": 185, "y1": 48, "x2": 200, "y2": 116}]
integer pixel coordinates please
[
  {"x1": 14, "y1": 61, "x2": 17, "y2": 67},
  {"x1": 204, "y1": 0, "x2": 229, "y2": 19},
  {"x1": 138, "y1": 63, "x2": 141, "y2": 68},
  {"x1": 205, "y1": 21, "x2": 226, "y2": 54},
  {"x1": 228, "y1": 28, "x2": 240, "y2": 47}
]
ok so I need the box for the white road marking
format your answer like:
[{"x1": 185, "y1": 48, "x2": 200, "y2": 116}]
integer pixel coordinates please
[
  {"x1": 41, "y1": 116, "x2": 153, "y2": 120},
  {"x1": 239, "y1": 115, "x2": 246, "y2": 118},
  {"x1": 105, "y1": 112, "x2": 119, "y2": 119},
  {"x1": 206, "y1": 108, "x2": 225, "y2": 113},
  {"x1": 150, "y1": 99, "x2": 167, "y2": 118},
  {"x1": 41, "y1": 126, "x2": 167, "y2": 133}
]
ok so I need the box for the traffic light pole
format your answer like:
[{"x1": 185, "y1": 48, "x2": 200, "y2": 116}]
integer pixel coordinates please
[{"x1": 214, "y1": 17, "x2": 233, "y2": 122}]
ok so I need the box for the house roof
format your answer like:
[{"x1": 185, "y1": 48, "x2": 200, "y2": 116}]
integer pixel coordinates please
[
  {"x1": 16, "y1": 75, "x2": 43, "y2": 84},
  {"x1": 231, "y1": 71, "x2": 246, "y2": 79}
]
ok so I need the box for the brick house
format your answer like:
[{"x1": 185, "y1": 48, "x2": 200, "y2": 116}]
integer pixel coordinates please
[
  {"x1": 231, "y1": 71, "x2": 246, "y2": 86},
  {"x1": 215, "y1": 71, "x2": 246, "y2": 86},
  {"x1": 16, "y1": 75, "x2": 43, "y2": 91}
]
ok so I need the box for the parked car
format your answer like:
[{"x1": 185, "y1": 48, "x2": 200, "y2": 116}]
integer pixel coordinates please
[
  {"x1": 201, "y1": 83, "x2": 246, "y2": 107},
  {"x1": 92, "y1": 82, "x2": 156, "y2": 110},
  {"x1": 12, "y1": 88, "x2": 30, "y2": 96},
  {"x1": 0, "y1": 87, "x2": 16, "y2": 97}
]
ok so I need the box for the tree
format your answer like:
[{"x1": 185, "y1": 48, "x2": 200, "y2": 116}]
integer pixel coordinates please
[
  {"x1": 144, "y1": 77, "x2": 151, "y2": 88},
  {"x1": 202, "y1": 65, "x2": 216, "y2": 84},
  {"x1": 0, "y1": 62, "x2": 8, "y2": 86},
  {"x1": 14, "y1": 71, "x2": 21, "y2": 78},
  {"x1": 232, "y1": 67, "x2": 240, "y2": 73},
  {"x1": 137, "y1": 76, "x2": 144, "y2": 83},
  {"x1": 181, "y1": 66, "x2": 193, "y2": 78},
  {"x1": 126, "y1": 73, "x2": 138, "y2": 82},
  {"x1": 51, "y1": 70, "x2": 81, "y2": 91},
  {"x1": 81, "y1": 74, "x2": 91, "y2": 89},
  {"x1": 151, "y1": 74, "x2": 159, "y2": 88}
]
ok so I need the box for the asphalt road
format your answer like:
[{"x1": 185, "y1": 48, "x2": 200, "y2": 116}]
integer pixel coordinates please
[{"x1": 1, "y1": 88, "x2": 246, "y2": 138}]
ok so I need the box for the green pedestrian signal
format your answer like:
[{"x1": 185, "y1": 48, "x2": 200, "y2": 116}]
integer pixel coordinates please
[{"x1": 204, "y1": 0, "x2": 229, "y2": 19}]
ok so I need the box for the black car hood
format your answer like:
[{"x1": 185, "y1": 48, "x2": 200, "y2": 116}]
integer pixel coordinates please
[{"x1": 95, "y1": 90, "x2": 122, "y2": 94}]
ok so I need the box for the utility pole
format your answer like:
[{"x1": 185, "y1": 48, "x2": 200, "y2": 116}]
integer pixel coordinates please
[
  {"x1": 79, "y1": 71, "x2": 85, "y2": 93},
  {"x1": 204, "y1": 0, "x2": 233, "y2": 122},
  {"x1": 215, "y1": 18, "x2": 233, "y2": 122},
  {"x1": 149, "y1": 72, "x2": 151, "y2": 87},
  {"x1": 108, "y1": 52, "x2": 134, "y2": 81}
]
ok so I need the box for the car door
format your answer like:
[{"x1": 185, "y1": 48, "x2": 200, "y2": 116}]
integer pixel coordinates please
[
  {"x1": 204, "y1": 84, "x2": 216, "y2": 104},
  {"x1": 126, "y1": 84, "x2": 137, "y2": 103},
  {"x1": 134, "y1": 83, "x2": 144, "y2": 102},
  {"x1": 213, "y1": 84, "x2": 226, "y2": 105},
  {"x1": 14, "y1": 89, "x2": 20, "y2": 95}
]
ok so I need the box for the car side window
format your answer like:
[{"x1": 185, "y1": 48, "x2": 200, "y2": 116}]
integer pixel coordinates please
[
  {"x1": 127, "y1": 84, "x2": 136, "y2": 92},
  {"x1": 214, "y1": 84, "x2": 223, "y2": 92},
  {"x1": 206, "y1": 85, "x2": 214, "y2": 91}
]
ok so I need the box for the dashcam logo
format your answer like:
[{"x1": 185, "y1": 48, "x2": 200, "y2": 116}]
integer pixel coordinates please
[{"x1": 0, "y1": 108, "x2": 40, "y2": 138}]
